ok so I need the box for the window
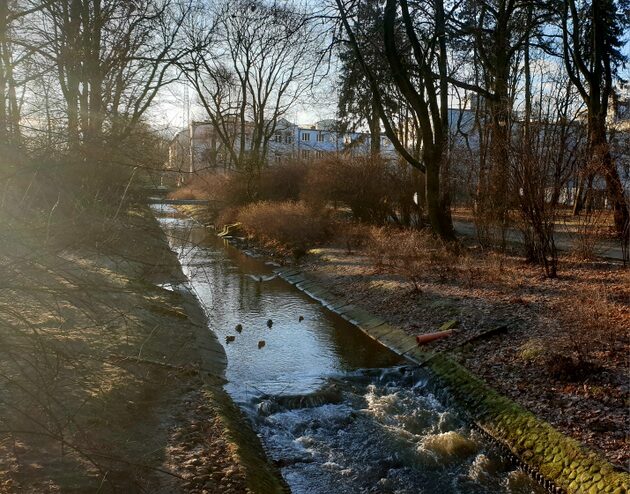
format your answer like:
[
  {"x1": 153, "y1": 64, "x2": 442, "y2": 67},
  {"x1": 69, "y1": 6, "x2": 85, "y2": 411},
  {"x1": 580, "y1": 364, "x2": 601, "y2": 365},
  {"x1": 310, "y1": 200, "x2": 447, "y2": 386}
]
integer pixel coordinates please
[
  {"x1": 301, "y1": 132, "x2": 310, "y2": 141},
  {"x1": 317, "y1": 133, "x2": 324, "y2": 142},
  {"x1": 285, "y1": 135, "x2": 293, "y2": 144},
  {"x1": 273, "y1": 134, "x2": 282, "y2": 142},
  {"x1": 316, "y1": 150, "x2": 324, "y2": 158},
  {"x1": 301, "y1": 149, "x2": 311, "y2": 159},
  {"x1": 344, "y1": 135, "x2": 352, "y2": 144}
]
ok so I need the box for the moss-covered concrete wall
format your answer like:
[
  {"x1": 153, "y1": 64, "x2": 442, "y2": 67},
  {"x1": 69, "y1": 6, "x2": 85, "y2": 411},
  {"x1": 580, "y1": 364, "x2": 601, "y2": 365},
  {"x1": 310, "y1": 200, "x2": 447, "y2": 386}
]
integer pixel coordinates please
[{"x1": 275, "y1": 267, "x2": 629, "y2": 494}]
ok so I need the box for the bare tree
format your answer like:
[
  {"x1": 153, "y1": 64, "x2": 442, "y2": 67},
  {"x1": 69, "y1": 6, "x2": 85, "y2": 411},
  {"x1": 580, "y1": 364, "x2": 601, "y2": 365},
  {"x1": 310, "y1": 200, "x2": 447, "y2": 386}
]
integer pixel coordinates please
[
  {"x1": 512, "y1": 68, "x2": 586, "y2": 277},
  {"x1": 447, "y1": 0, "x2": 551, "y2": 246},
  {"x1": 180, "y1": 0, "x2": 323, "y2": 174},
  {"x1": 32, "y1": 0, "x2": 190, "y2": 153},
  {"x1": 559, "y1": 0, "x2": 629, "y2": 237},
  {"x1": 335, "y1": 0, "x2": 455, "y2": 240},
  {"x1": 0, "y1": 0, "x2": 53, "y2": 152}
]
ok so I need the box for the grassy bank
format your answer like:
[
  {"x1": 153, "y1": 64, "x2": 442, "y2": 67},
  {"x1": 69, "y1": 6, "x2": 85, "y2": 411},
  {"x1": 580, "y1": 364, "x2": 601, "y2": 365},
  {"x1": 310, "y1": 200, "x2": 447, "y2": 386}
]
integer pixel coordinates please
[{"x1": 0, "y1": 163, "x2": 285, "y2": 493}]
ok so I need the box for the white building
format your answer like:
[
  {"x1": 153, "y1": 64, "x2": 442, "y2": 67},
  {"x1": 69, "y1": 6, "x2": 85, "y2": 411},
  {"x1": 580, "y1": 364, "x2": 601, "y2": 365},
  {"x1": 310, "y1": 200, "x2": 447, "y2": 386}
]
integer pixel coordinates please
[{"x1": 166, "y1": 118, "x2": 398, "y2": 174}]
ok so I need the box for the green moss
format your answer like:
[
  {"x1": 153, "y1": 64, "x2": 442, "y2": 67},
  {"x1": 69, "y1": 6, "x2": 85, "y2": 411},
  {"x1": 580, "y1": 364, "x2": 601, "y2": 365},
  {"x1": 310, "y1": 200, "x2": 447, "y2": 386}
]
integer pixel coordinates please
[
  {"x1": 280, "y1": 269, "x2": 630, "y2": 494},
  {"x1": 517, "y1": 339, "x2": 545, "y2": 362}
]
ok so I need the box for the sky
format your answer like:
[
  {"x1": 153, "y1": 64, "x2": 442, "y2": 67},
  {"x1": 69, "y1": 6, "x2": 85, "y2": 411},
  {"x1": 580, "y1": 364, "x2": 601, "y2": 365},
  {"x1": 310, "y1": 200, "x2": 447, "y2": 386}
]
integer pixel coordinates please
[
  {"x1": 146, "y1": 5, "x2": 630, "y2": 140},
  {"x1": 148, "y1": 79, "x2": 339, "y2": 139}
]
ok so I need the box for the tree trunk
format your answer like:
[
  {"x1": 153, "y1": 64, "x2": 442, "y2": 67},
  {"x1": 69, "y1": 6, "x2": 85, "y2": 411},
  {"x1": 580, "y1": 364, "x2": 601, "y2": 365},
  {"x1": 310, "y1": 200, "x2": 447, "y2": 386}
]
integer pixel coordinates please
[
  {"x1": 590, "y1": 120, "x2": 629, "y2": 234},
  {"x1": 425, "y1": 147, "x2": 454, "y2": 240},
  {"x1": 572, "y1": 176, "x2": 585, "y2": 215},
  {"x1": 369, "y1": 94, "x2": 380, "y2": 155}
]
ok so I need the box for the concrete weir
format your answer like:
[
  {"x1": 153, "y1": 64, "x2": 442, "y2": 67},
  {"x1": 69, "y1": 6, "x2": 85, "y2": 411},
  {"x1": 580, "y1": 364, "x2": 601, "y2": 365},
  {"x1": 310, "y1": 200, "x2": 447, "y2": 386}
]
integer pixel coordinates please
[{"x1": 273, "y1": 266, "x2": 630, "y2": 494}]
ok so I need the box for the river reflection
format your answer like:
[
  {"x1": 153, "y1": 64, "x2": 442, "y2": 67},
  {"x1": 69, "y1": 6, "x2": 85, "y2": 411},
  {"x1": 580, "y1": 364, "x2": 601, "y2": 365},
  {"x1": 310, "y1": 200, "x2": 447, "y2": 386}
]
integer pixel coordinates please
[{"x1": 155, "y1": 207, "x2": 545, "y2": 494}]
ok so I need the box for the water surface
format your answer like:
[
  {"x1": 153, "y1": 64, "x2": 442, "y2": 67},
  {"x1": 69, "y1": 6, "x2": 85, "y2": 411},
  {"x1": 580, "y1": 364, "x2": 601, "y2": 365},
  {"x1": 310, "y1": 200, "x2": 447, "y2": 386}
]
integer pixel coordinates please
[{"x1": 155, "y1": 207, "x2": 544, "y2": 494}]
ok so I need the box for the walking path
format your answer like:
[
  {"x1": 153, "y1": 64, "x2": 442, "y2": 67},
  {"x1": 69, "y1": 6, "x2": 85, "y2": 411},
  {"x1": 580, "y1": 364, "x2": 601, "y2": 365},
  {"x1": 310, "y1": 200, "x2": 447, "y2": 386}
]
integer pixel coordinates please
[{"x1": 453, "y1": 219, "x2": 625, "y2": 261}]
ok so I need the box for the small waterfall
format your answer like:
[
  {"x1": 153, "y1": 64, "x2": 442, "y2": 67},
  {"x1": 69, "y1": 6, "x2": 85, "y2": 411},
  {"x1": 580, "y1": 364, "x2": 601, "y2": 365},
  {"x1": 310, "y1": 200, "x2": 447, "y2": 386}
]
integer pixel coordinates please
[{"x1": 155, "y1": 208, "x2": 546, "y2": 494}]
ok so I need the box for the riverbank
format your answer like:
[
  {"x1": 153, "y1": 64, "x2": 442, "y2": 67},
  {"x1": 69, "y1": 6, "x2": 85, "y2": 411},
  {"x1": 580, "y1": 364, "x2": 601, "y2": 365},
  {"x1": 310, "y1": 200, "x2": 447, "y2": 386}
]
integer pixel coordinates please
[
  {"x1": 0, "y1": 204, "x2": 285, "y2": 493},
  {"x1": 299, "y1": 244, "x2": 629, "y2": 469},
  {"x1": 178, "y1": 204, "x2": 628, "y2": 486}
]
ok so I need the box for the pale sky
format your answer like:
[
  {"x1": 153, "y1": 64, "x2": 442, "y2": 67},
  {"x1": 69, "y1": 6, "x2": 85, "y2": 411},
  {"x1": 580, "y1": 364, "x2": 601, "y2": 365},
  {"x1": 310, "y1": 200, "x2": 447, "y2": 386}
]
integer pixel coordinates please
[{"x1": 148, "y1": 77, "x2": 340, "y2": 138}]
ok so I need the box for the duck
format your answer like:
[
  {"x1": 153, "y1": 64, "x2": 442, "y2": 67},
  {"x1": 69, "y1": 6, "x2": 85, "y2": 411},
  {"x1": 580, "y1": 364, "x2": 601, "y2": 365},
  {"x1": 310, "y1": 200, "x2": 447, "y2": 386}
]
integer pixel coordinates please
[
  {"x1": 226, "y1": 335, "x2": 236, "y2": 344},
  {"x1": 266, "y1": 319, "x2": 273, "y2": 328},
  {"x1": 235, "y1": 324, "x2": 243, "y2": 333},
  {"x1": 258, "y1": 340, "x2": 266, "y2": 349},
  {"x1": 298, "y1": 316, "x2": 304, "y2": 322}
]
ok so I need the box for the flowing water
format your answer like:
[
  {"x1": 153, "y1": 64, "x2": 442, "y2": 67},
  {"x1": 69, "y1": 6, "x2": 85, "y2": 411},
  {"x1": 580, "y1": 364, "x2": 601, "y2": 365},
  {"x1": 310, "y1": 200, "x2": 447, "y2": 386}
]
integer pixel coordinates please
[{"x1": 154, "y1": 206, "x2": 545, "y2": 494}]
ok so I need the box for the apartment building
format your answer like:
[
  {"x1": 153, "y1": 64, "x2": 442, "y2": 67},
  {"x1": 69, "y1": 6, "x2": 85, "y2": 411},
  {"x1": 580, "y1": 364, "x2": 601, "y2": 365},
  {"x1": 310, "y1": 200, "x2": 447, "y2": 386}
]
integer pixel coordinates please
[{"x1": 166, "y1": 118, "x2": 397, "y2": 174}]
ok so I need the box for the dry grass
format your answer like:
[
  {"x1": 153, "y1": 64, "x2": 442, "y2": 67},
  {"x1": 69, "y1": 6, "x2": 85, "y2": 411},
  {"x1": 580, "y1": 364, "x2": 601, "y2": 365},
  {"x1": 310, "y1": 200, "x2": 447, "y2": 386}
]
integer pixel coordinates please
[
  {"x1": 215, "y1": 206, "x2": 241, "y2": 229},
  {"x1": 294, "y1": 226, "x2": 629, "y2": 465},
  {"x1": 550, "y1": 280, "x2": 629, "y2": 372},
  {"x1": 365, "y1": 226, "x2": 463, "y2": 291},
  {"x1": 170, "y1": 171, "x2": 249, "y2": 205},
  {"x1": 237, "y1": 201, "x2": 334, "y2": 255},
  {"x1": 170, "y1": 183, "x2": 204, "y2": 200}
]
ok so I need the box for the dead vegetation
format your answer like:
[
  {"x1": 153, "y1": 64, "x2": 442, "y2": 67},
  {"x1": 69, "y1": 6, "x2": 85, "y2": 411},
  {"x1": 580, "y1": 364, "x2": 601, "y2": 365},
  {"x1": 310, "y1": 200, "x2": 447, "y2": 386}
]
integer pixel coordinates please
[
  {"x1": 0, "y1": 161, "x2": 255, "y2": 493},
  {"x1": 226, "y1": 215, "x2": 629, "y2": 467},
  {"x1": 237, "y1": 200, "x2": 334, "y2": 256}
]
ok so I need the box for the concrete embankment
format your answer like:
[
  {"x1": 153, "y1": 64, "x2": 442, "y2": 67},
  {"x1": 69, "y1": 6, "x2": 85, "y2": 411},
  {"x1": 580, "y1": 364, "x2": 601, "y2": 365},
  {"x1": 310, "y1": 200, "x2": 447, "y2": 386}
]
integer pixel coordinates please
[{"x1": 273, "y1": 267, "x2": 629, "y2": 494}]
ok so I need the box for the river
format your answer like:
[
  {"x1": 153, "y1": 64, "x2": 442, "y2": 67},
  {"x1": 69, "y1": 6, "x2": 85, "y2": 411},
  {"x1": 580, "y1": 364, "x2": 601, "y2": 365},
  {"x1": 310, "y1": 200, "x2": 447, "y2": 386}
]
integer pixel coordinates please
[{"x1": 155, "y1": 206, "x2": 544, "y2": 494}]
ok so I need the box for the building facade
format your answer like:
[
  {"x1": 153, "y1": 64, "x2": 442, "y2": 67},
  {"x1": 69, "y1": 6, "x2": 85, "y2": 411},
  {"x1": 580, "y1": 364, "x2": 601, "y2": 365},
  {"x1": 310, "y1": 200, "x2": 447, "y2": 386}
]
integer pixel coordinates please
[{"x1": 166, "y1": 118, "x2": 397, "y2": 174}]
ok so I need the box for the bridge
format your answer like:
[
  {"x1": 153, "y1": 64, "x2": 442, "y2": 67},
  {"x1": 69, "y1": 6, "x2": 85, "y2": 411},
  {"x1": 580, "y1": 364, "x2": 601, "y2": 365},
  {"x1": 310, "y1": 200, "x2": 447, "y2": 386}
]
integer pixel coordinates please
[
  {"x1": 147, "y1": 197, "x2": 211, "y2": 206},
  {"x1": 142, "y1": 184, "x2": 211, "y2": 206}
]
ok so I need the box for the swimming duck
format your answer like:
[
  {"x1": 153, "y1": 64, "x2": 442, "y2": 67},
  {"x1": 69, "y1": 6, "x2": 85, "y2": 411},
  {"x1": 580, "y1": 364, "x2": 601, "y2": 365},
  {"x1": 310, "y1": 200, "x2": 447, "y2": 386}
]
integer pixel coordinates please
[
  {"x1": 235, "y1": 324, "x2": 243, "y2": 333},
  {"x1": 258, "y1": 340, "x2": 266, "y2": 349},
  {"x1": 226, "y1": 335, "x2": 236, "y2": 343},
  {"x1": 266, "y1": 319, "x2": 273, "y2": 328}
]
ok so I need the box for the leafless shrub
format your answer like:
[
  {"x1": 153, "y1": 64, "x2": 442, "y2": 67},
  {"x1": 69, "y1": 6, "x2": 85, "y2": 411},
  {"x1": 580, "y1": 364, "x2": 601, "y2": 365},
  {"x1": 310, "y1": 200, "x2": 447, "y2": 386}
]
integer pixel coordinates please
[
  {"x1": 237, "y1": 201, "x2": 333, "y2": 254},
  {"x1": 365, "y1": 226, "x2": 390, "y2": 271},
  {"x1": 337, "y1": 222, "x2": 372, "y2": 255},
  {"x1": 565, "y1": 207, "x2": 608, "y2": 260},
  {"x1": 170, "y1": 184, "x2": 204, "y2": 201},
  {"x1": 214, "y1": 206, "x2": 241, "y2": 230},
  {"x1": 546, "y1": 284, "x2": 625, "y2": 379},
  {"x1": 303, "y1": 155, "x2": 411, "y2": 224},
  {"x1": 257, "y1": 160, "x2": 308, "y2": 202},
  {"x1": 171, "y1": 171, "x2": 250, "y2": 206},
  {"x1": 366, "y1": 227, "x2": 458, "y2": 291}
]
